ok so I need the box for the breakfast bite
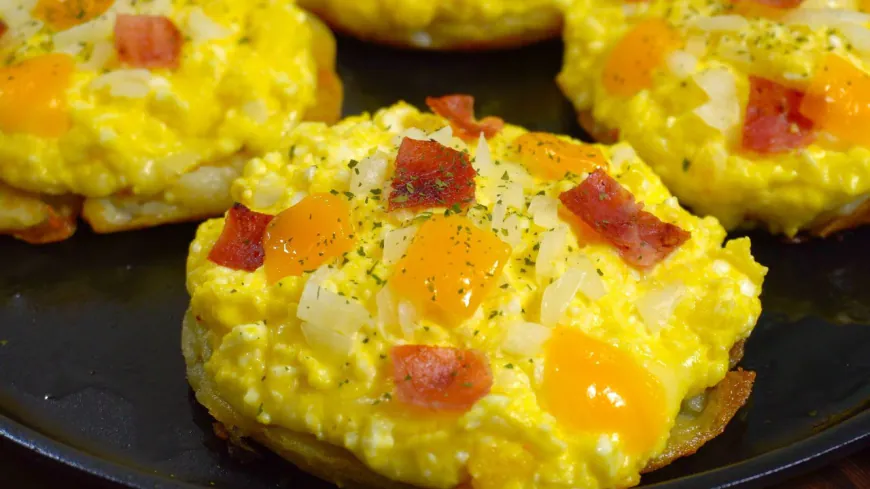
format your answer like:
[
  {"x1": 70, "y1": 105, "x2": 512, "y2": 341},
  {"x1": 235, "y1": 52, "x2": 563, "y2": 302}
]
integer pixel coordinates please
[
  {"x1": 297, "y1": 0, "x2": 564, "y2": 50},
  {"x1": 183, "y1": 97, "x2": 766, "y2": 489},
  {"x1": 559, "y1": 0, "x2": 870, "y2": 237},
  {"x1": 0, "y1": 0, "x2": 342, "y2": 243}
]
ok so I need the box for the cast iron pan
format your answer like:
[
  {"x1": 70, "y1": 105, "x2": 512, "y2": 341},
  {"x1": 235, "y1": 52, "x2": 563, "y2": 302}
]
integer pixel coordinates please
[{"x1": 1, "y1": 37, "x2": 869, "y2": 489}]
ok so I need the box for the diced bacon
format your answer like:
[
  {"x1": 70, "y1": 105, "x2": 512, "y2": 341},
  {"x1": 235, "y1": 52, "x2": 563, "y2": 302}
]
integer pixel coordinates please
[
  {"x1": 207, "y1": 203, "x2": 274, "y2": 271},
  {"x1": 740, "y1": 0, "x2": 803, "y2": 8},
  {"x1": 742, "y1": 76, "x2": 814, "y2": 154},
  {"x1": 114, "y1": 15, "x2": 183, "y2": 70},
  {"x1": 0, "y1": 19, "x2": 7, "y2": 39},
  {"x1": 559, "y1": 170, "x2": 690, "y2": 268},
  {"x1": 388, "y1": 137, "x2": 476, "y2": 211},
  {"x1": 391, "y1": 345, "x2": 492, "y2": 411},
  {"x1": 426, "y1": 95, "x2": 504, "y2": 141}
]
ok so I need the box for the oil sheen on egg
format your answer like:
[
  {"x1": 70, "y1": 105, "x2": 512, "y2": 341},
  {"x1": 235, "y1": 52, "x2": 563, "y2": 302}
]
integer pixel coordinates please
[
  {"x1": 559, "y1": 0, "x2": 870, "y2": 236},
  {"x1": 185, "y1": 102, "x2": 766, "y2": 489}
]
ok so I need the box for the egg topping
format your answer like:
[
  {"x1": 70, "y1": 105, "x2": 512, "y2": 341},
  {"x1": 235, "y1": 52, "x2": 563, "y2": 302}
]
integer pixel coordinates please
[{"x1": 186, "y1": 99, "x2": 766, "y2": 489}]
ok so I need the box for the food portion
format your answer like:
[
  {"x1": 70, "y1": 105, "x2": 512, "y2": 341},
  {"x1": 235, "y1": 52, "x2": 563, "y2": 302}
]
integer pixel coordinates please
[
  {"x1": 298, "y1": 0, "x2": 564, "y2": 50},
  {"x1": 559, "y1": 0, "x2": 870, "y2": 237},
  {"x1": 0, "y1": 0, "x2": 342, "y2": 243},
  {"x1": 184, "y1": 97, "x2": 766, "y2": 489}
]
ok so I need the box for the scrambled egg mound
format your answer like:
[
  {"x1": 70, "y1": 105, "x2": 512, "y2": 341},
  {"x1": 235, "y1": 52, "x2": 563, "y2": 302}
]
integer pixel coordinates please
[
  {"x1": 559, "y1": 0, "x2": 870, "y2": 236},
  {"x1": 0, "y1": 0, "x2": 338, "y2": 241},
  {"x1": 299, "y1": 0, "x2": 564, "y2": 49},
  {"x1": 184, "y1": 102, "x2": 765, "y2": 489}
]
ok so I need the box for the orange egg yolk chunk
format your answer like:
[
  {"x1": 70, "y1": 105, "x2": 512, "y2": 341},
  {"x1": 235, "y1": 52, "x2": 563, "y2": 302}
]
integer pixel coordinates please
[
  {"x1": 603, "y1": 19, "x2": 682, "y2": 97},
  {"x1": 33, "y1": 0, "x2": 115, "y2": 30},
  {"x1": 263, "y1": 193, "x2": 354, "y2": 284},
  {"x1": 543, "y1": 326, "x2": 667, "y2": 455},
  {"x1": 514, "y1": 132, "x2": 608, "y2": 180},
  {"x1": 392, "y1": 215, "x2": 511, "y2": 326},
  {"x1": 0, "y1": 53, "x2": 74, "y2": 138},
  {"x1": 799, "y1": 54, "x2": 870, "y2": 146}
]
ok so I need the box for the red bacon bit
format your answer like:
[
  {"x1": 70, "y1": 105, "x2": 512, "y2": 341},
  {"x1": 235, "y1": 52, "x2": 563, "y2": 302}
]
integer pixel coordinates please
[
  {"x1": 741, "y1": 0, "x2": 803, "y2": 7},
  {"x1": 426, "y1": 95, "x2": 505, "y2": 141},
  {"x1": 114, "y1": 14, "x2": 182, "y2": 70},
  {"x1": 388, "y1": 137, "x2": 476, "y2": 211},
  {"x1": 742, "y1": 76, "x2": 814, "y2": 154},
  {"x1": 0, "y1": 19, "x2": 7, "y2": 39},
  {"x1": 207, "y1": 203, "x2": 274, "y2": 271},
  {"x1": 392, "y1": 345, "x2": 492, "y2": 411},
  {"x1": 559, "y1": 169, "x2": 690, "y2": 268}
]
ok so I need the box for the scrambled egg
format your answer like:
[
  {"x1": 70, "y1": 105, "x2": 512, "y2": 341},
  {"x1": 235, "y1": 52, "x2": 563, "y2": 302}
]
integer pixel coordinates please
[
  {"x1": 299, "y1": 0, "x2": 564, "y2": 49},
  {"x1": 559, "y1": 0, "x2": 870, "y2": 236},
  {"x1": 185, "y1": 102, "x2": 766, "y2": 489},
  {"x1": 0, "y1": 0, "x2": 335, "y2": 239}
]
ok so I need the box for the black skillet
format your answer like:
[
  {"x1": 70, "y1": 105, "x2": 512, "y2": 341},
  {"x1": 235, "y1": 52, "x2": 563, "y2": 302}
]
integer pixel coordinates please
[{"x1": 1, "y1": 36, "x2": 869, "y2": 489}]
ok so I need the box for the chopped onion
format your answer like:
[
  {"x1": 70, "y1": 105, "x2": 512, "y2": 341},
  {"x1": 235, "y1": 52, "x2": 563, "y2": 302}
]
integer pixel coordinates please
[
  {"x1": 474, "y1": 133, "x2": 498, "y2": 179},
  {"x1": 536, "y1": 226, "x2": 568, "y2": 279},
  {"x1": 90, "y1": 69, "x2": 154, "y2": 98},
  {"x1": 382, "y1": 225, "x2": 417, "y2": 265},
  {"x1": 609, "y1": 143, "x2": 638, "y2": 170},
  {"x1": 397, "y1": 300, "x2": 418, "y2": 338},
  {"x1": 250, "y1": 173, "x2": 285, "y2": 209},
  {"x1": 186, "y1": 7, "x2": 233, "y2": 42},
  {"x1": 54, "y1": 14, "x2": 114, "y2": 54},
  {"x1": 428, "y1": 125, "x2": 453, "y2": 146},
  {"x1": 350, "y1": 152, "x2": 389, "y2": 196},
  {"x1": 689, "y1": 15, "x2": 748, "y2": 32},
  {"x1": 301, "y1": 322, "x2": 355, "y2": 358},
  {"x1": 242, "y1": 100, "x2": 269, "y2": 124},
  {"x1": 568, "y1": 255, "x2": 608, "y2": 301},
  {"x1": 502, "y1": 322, "x2": 552, "y2": 356},
  {"x1": 666, "y1": 50, "x2": 698, "y2": 79},
  {"x1": 692, "y1": 68, "x2": 740, "y2": 134},
  {"x1": 394, "y1": 128, "x2": 428, "y2": 146},
  {"x1": 636, "y1": 283, "x2": 685, "y2": 333},
  {"x1": 838, "y1": 24, "x2": 870, "y2": 54},
  {"x1": 784, "y1": 8, "x2": 870, "y2": 27},
  {"x1": 540, "y1": 268, "x2": 584, "y2": 327},
  {"x1": 496, "y1": 181, "x2": 524, "y2": 210},
  {"x1": 528, "y1": 195, "x2": 560, "y2": 228},
  {"x1": 684, "y1": 36, "x2": 708, "y2": 57},
  {"x1": 80, "y1": 41, "x2": 114, "y2": 71},
  {"x1": 492, "y1": 209, "x2": 523, "y2": 247},
  {"x1": 298, "y1": 268, "x2": 371, "y2": 337}
]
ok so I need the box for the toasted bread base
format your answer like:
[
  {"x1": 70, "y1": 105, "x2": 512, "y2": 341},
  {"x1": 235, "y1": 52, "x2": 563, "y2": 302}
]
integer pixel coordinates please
[
  {"x1": 0, "y1": 13, "x2": 342, "y2": 243},
  {"x1": 300, "y1": 3, "x2": 562, "y2": 51},
  {"x1": 183, "y1": 310, "x2": 755, "y2": 487}
]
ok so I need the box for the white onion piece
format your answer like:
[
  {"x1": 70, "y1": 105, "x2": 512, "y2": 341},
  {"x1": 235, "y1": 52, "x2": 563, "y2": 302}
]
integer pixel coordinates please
[
  {"x1": 502, "y1": 322, "x2": 552, "y2": 356},
  {"x1": 54, "y1": 15, "x2": 114, "y2": 54},
  {"x1": 609, "y1": 144, "x2": 638, "y2": 170},
  {"x1": 90, "y1": 69, "x2": 154, "y2": 98},
  {"x1": 350, "y1": 152, "x2": 389, "y2": 196},
  {"x1": 80, "y1": 41, "x2": 114, "y2": 71},
  {"x1": 186, "y1": 7, "x2": 233, "y2": 42},
  {"x1": 689, "y1": 15, "x2": 748, "y2": 32},
  {"x1": 497, "y1": 181, "x2": 524, "y2": 210},
  {"x1": 784, "y1": 8, "x2": 870, "y2": 27},
  {"x1": 474, "y1": 133, "x2": 498, "y2": 179},
  {"x1": 636, "y1": 284, "x2": 685, "y2": 333},
  {"x1": 397, "y1": 300, "x2": 418, "y2": 338},
  {"x1": 298, "y1": 269, "x2": 370, "y2": 337},
  {"x1": 838, "y1": 24, "x2": 870, "y2": 54},
  {"x1": 569, "y1": 255, "x2": 608, "y2": 301},
  {"x1": 382, "y1": 225, "x2": 417, "y2": 265},
  {"x1": 495, "y1": 213, "x2": 523, "y2": 247},
  {"x1": 692, "y1": 68, "x2": 740, "y2": 133},
  {"x1": 684, "y1": 36, "x2": 708, "y2": 57},
  {"x1": 540, "y1": 268, "x2": 584, "y2": 327},
  {"x1": 536, "y1": 226, "x2": 568, "y2": 279},
  {"x1": 528, "y1": 195, "x2": 560, "y2": 228},
  {"x1": 242, "y1": 100, "x2": 269, "y2": 124},
  {"x1": 428, "y1": 125, "x2": 453, "y2": 146},
  {"x1": 395, "y1": 128, "x2": 428, "y2": 146},
  {"x1": 250, "y1": 173, "x2": 285, "y2": 209},
  {"x1": 666, "y1": 50, "x2": 698, "y2": 79},
  {"x1": 301, "y1": 322, "x2": 355, "y2": 358}
]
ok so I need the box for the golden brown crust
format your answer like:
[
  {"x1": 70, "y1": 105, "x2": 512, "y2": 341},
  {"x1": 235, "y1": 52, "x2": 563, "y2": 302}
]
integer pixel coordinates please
[
  {"x1": 642, "y1": 369, "x2": 756, "y2": 473},
  {"x1": 183, "y1": 310, "x2": 756, "y2": 487},
  {"x1": 0, "y1": 183, "x2": 81, "y2": 244},
  {"x1": 301, "y1": 4, "x2": 561, "y2": 51},
  {"x1": 809, "y1": 198, "x2": 870, "y2": 238}
]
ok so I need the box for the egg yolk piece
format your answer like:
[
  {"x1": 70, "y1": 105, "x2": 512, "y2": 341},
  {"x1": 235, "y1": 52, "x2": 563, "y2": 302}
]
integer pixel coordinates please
[
  {"x1": 800, "y1": 54, "x2": 870, "y2": 146},
  {"x1": 0, "y1": 54, "x2": 73, "y2": 138},
  {"x1": 392, "y1": 215, "x2": 511, "y2": 326},
  {"x1": 543, "y1": 327, "x2": 668, "y2": 455},
  {"x1": 263, "y1": 194, "x2": 354, "y2": 284},
  {"x1": 34, "y1": 0, "x2": 115, "y2": 30},
  {"x1": 603, "y1": 19, "x2": 682, "y2": 97},
  {"x1": 514, "y1": 132, "x2": 608, "y2": 180}
]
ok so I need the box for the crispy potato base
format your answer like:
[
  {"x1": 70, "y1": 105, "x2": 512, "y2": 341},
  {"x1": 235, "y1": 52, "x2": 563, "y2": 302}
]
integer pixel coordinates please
[
  {"x1": 300, "y1": 3, "x2": 562, "y2": 51},
  {"x1": 183, "y1": 310, "x2": 755, "y2": 487},
  {"x1": 0, "y1": 13, "x2": 342, "y2": 243}
]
